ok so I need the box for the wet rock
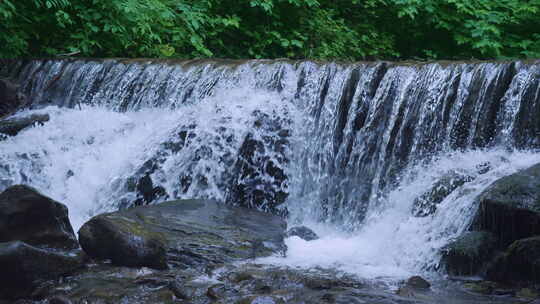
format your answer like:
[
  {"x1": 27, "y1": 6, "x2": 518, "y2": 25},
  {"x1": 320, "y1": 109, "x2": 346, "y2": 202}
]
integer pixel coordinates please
[
  {"x1": 0, "y1": 78, "x2": 27, "y2": 119},
  {"x1": 133, "y1": 173, "x2": 167, "y2": 206},
  {"x1": 486, "y1": 236, "x2": 540, "y2": 283},
  {"x1": 228, "y1": 271, "x2": 255, "y2": 283},
  {"x1": 472, "y1": 163, "x2": 540, "y2": 247},
  {"x1": 404, "y1": 276, "x2": 431, "y2": 289},
  {"x1": 227, "y1": 111, "x2": 290, "y2": 215},
  {"x1": 516, "y1": 288, "x2": 539, "y2": 299},
  {"x1": 462, "y1": 281, "x2": 499, "y2": 295},
  {"x1": 80, "y1": 199, "x2": 286, "y2": 271},
  {"x1": 396, "y1": 286, "x2": 416, "y2": 298},
  {"x1": 441, "y1": 231, "x2": 498, "y2": 275},
  {"x1": 78, "y1": 214, "x2": 168, "y2": 270},
  {"x1": 238, "y1": 295, "x2": 285, "y2": 304},
  {"x1": 396, "y1": 277, "x2": 432, "y2": 301},
  {"x1": 286, "y1": 226, "x2": 319, "y2": 241},
  {"x1": 412, "y1": 171, "x2": 473, "y2": 217},
  {"x1": 48, "y1": 295, "x2": 73, "y2": 304},
  {"x1": 0, "y1": 113, "x2": 49, "y2": 137},
  {"x1": 167, "y1": 280, "x2": 189, "y2": 300},
  {"x1": 0, "y1": 185, "x2": 79, "y2": 250},
  {"x1": 0, "y1": 241, "x2": 83, "y2": 300}
]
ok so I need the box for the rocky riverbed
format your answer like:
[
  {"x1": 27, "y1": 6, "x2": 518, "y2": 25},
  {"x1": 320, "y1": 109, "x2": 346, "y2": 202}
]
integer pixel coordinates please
[{"x1": 1, "y1": 174, "x2": 540, "y2": 303}]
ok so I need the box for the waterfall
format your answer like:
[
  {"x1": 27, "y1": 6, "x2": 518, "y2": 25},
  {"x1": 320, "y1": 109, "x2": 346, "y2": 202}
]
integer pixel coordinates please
[{"x1": 1, "y1": 59, "x2": 539, "y2": 279}]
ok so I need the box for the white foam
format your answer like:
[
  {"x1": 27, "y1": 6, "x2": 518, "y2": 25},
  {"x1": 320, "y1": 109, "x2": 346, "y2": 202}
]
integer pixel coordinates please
[
  {"x1": 262, "y1": 150, "x2": 540, "y2": 282},
  {"x1": 0, "y1": 88, "x2": 299, "y2": 231}
]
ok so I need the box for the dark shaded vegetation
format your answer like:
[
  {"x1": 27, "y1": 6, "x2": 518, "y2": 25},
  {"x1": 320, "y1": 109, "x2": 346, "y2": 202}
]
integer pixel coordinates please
[{"x1": 1, "y1": 0, "x2": 540, "y2": 60}]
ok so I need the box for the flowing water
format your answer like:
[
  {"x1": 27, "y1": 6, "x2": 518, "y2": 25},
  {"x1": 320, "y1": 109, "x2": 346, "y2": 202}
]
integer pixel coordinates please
[{"x1": 1, "y1": 59, "x2": 539, "y2": 284}]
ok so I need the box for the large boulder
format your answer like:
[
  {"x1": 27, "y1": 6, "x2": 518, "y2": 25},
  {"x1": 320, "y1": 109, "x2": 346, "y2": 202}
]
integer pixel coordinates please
[
  {"x1": 486, "y1": 236, "x2": 540, "y2": 283},
  {"x1": 78, "y1": 214, "x2": 168, "y2": 270},
  {"x1": 441, "y1": 231, "x2": 498, "y2": 275},
  {"x1": 79, "y1": 199, "x2": 287, "y2": 270},
  {"x1": 0, "y1": 78, "x2": 27, "y2": 118},
  {"x1": 0, "y1": 241, "x2": 83, "y2": 300},
  {"x1": 0, "y1": 185, "x2": 79, "y2": 250},
  {"x1": 471, "y1": 163, "x2": 540, "y2": 246},
  {"x1": 0, "y1": 113, "x2": 49, "y2": 137}
]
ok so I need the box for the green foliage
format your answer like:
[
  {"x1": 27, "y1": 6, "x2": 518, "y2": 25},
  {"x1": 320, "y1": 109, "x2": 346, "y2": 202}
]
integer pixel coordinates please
[{"x1": 1, "y1": 0, "x2": 539, "y2": 59}]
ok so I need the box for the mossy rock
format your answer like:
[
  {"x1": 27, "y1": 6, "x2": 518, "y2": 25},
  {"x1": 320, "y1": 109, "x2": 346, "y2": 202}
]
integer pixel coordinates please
[
  {"x1": 472, "y1": 163, "x2": 540, "y2": 247},
  {"x1": 79, "y1": 214, "x2": 168, "y2": 270},
  {"x1": 79, "y1": 199, "x2": 286, "y2": 271},
  {"x1": 441, "y1": 231, "x2": 498, "y2": 276},
  {"x1": 486, "y1": 236, "x2": 540, "y2": 284}
]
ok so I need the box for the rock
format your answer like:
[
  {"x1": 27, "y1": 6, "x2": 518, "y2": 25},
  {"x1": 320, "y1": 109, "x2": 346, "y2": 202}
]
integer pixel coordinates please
[
  {"x1": 462, "y1": 281, "x2": 498, "y2": 295},
  {"x1": 412, "y1": 171, "x2": 473, "y2": 217},
  {"x1": 78, "y1": 214, "x2": 168, "y2": 270},
  {"x1": 405, "y1": 276, "x2": 431, "y2": 289},
  {"x1": 133, "y1": 173, "x2": 167, "y2": 206},
  {"x1": 441, "y1": 231, "x2": 498, "y2": 275},
  {"x1": 0, "y1": 241, "x2": 83, "y2": 300},
  {"x1": 396, "y1": 276, "x2": 430, "y2": 299},
  {"x1": 0, "y1": 78, "x2": 27, "y2": 119},
  {"x1": 228, "y1": 271, "x2": 255, "y2": 283},
  {"x1": 486, "y1": 236, "x2": 540, "y2": 283},
  {"x1": 227, "y1": 111, "x2": 290, "y2": 215},
  {"x1": 517, "y1": 288, "x2": 539, "y2": 299},
  {"x1": 167, "y1": 280, "x2": 189, "y2": 300},
  {"x1": 472, "y1": 163, "x2": 540, "y2": 246},
  {"x1": 238, "y1": 295, "x2": 284, "y2": 304},
  {"x1": 396, "y1": 286, "x2": 416, "y2": 298},
  {"x1": 79, "y1": 199, "x2": 286, "y2": 271},
  {"x1": 48, "y1": 295, "x2": 73, "y2": 304},
  {"x1": 0, "y1": 185, "x2": 79, "y2": 250},
  {"x1": 207, "y1": 283, "x2": 238, "y2": 300},
  {"x1": 0, "y1": 113, "x2": 49, "y2": 136},
  {"x1": 285, "y1": 226, "x2": 319, "y2": 241}
]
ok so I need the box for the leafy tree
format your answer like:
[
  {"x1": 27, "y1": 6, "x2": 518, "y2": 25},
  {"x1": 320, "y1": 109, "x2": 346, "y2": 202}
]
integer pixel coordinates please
[{"x1": 1, "y1": 0, "x2": 539, "y2": 59}]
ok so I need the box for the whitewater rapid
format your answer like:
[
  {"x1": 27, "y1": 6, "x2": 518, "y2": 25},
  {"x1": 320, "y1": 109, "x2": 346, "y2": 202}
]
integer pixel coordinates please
[
  {"x1": 0, "y1": 87, "x2": 297, "y2": 231},
  {"x1": 3, "y1": 103, "x2": 539, "y2": 282},
  {"x1": 2, "y1": 58, "x2": 539, "y2": 283},
  {"x1": 266, "y1": 149, "x2": 540, "y2": 282}
]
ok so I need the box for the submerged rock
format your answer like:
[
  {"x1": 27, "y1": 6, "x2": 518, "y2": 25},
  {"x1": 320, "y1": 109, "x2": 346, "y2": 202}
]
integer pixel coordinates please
[
  {"x1": 471, "y1": 163, "x2": 540, "y2": 246},
  {"x1": 0, "y1": 185, "x2": 78, "y2": 250},
  {"x1": 0, "y1": 113, "x2": 49, "y2": 137},
  {"x1": 286, "y1": 226, "x2": 319, "y2": 241},
  {"x1": 396, "y1": 276, "x2": 431, "y2": 299},
  {"x1": 405, "y1": 276, "x2": 431, "y2": 289},
  {"x1": 47, "y1": 295, "x2": 73, "y2": 304},
  {"x1": 461, "y1": 281, "x2": 512, "y2": 295},
  {"x1": 486, "y1": 236, "x2": 540, "y2": 283},
  {"x1": 0, "y1": 241, "x2": 83, "y2": 300},
  {"x1": 79, "y1": 199, "x2": 286, "y2": 270},
  {"x1": 412, "y1": 170, "x2": 473, "y2": 217},
  {"x1": 238, "y1": 295, "x2": 285, "y2": 304},
  {"x1": 0, "y1": 78, "x2": 27, "y2": 119},
  {"x1": 441, "y1": 231, "x2": 498, "y2": 276},
  {"x1": 78, "y1": 214, "x2": 168, "y2": 270}
]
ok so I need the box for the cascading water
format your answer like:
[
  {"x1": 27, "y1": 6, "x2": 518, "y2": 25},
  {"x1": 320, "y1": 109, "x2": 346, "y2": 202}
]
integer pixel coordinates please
[{"x1": 1, "y1": 59, "x2": 539, "y2": 282}]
